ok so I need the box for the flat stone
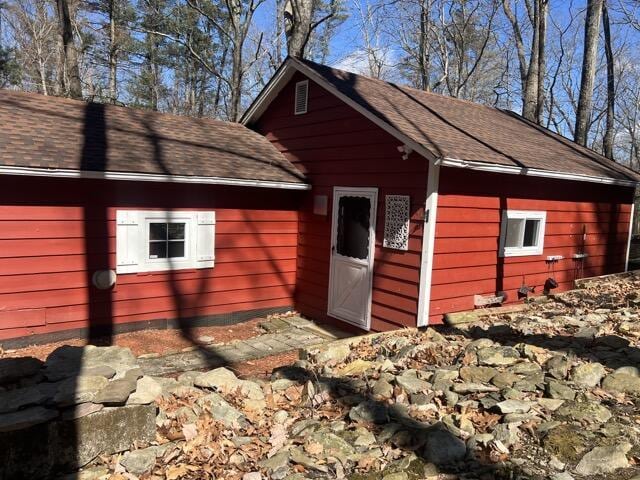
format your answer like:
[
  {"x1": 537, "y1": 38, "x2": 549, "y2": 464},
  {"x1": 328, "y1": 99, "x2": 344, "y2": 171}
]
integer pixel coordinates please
[
  {"x1": 459, "y1": 366, "x2": 497, "y2": 383},
  {"x1": 0, "y1": 357, "x2": 43, "y2": 384},
  {"x1": 496, "y1": 400, "x2": 533, "y2": 414},
  {"x1": 121, "y1": 446, "x2": 157, "y2": 475},
  {"x1": 546, "y1": 356, "x2": 570, "y2": 380},
  {"x1": 196, "y1": 392, "x2": 247, "y2": 428},
  {"x1": 259, "y1": 450, "x2": 290, "y2": 473},
  {"x1": 396, "y1": 371, "x2": 430, "y2": 394},
  {"x1": 127, "y1": 376, "x2": 163, "y2": 405},
  {"x1": 575, "y1": 443, "x2": 631, "y2": 475},
  {"x1": 570, "y1": 362, "x2": 606, "y2": 387},
  {"x1": 555, "y1": 401, "x2": 612, "y2": 424},
  {"x1": 53, "y1": 375, "x2": 109, "y2": 406},
  {"x1": 452, "y1": 383, "x2": 499, "y2": 394},
  {"x1": 349, "y1": 400, "x2": 389, "y2": 424},
  {"x1": 308, "y1": 431, "x2": 356, "y2": 463},
  {"x1": 422, "y1": 426, "x2": 467, "y2": 464},
  {"x1": 61, "y1": 402, "x2": 104, "y2": 420},
  {"x1": 195, "y1": 367, "x2": 264, "y2": 401},
  {"x1": 602, "y1": 372, "x2": 640, "y2": 395},
  {"x1": 537, "y1": 398, "x2": 565, "y2": 411},
  {"x1": 477, "y1": 346, "x2": 521, "y2": 366},
  {"x1": 44, "y1": 345, "x2": 137, "y2": 382},
  {"x1": 0, "y1": 384, "x2": 49, "y2": 413},
  {"x1": 93, "y1": 377, "x2": 137, "y2": 405},
  {"x1": 491, "y1": 371, "x2": 520, "y2": 389},
  {"x1": 546, "y1": 380, "x2": 576, "y2": 400},
  {"x1": 314, "y1": 344, "x2": 350, "y2": 366},
  {"x1": 336, "y1": 359, "x2": 374, "y2": 376},
  {"x1": 372, "y1": 379, "x2": 394, "y2": 399},
  {"x1": 0, "y1": 406, "x2": 58, "y2": 432}
]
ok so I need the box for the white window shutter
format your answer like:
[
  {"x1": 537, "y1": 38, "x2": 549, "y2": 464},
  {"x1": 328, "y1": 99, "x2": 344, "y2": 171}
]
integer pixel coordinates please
[
  {"x1": 195, "y1": 211, "x2": 215, "y2": 269},
  {"x1": 116, "y1": 210, "x2": 139, "y2": 274}
]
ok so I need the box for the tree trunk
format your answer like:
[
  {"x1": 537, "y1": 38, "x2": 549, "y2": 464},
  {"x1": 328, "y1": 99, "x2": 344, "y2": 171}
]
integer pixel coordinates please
[
  {"x1": 418, "y1": 0, "x2": 431, "y2": 90},
  {"x1": 108, "y1": 0, "x2": 117, "y2": 103},
  {"x1": 55, "y1": 0, "x2": 82, "y2": 99},
  {"x1": 575, "y1": 0, "x2": 604, "y2": 146},
  {"x1": 229, "y1": 41, "x2": 242, "y2": 121},
  {"x1": 535, "y1": 0, "x2": 548, "y2": 124},
  {"x1": 285, "y1": 0, "x2": 314, "y2": 58},
  {"x1": 522, "y1": 0, "x2": 540, "y2": 121},
  {"x1": 602, "y1": 0, "x2": 615, "y2": 159}
]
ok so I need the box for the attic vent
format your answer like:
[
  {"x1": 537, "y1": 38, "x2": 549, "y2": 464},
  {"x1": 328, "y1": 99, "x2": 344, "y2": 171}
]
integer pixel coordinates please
[{"x1": 294, "y1": 80, "x2": 308, "y2": 115}]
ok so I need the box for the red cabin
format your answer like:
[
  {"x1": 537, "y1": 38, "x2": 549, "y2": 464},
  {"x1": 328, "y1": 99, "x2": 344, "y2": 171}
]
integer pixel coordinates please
[{"x1": 0, "y1": 57, "x2": 638, "y2": 344}]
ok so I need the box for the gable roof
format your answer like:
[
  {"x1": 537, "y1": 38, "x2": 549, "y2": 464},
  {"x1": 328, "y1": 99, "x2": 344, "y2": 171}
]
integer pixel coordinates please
[
  {"x1": 0, "y1": 89, "x2": 308, "y2": 189},
  {"x1": 243, "y1": 57, "x2": 639, "y2": 187}
]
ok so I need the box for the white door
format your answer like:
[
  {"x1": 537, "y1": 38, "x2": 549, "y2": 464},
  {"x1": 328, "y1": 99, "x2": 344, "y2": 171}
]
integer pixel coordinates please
[{"x1": 328, "y1": 187, "x2": 378, "y2": 330}]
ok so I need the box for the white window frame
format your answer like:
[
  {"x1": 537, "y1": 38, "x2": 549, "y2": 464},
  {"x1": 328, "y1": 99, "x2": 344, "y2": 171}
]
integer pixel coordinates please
[
  {"x1": 294, "y1": 80, "x2": 308, "y2": 115},
  {"x1": 116, "y1": 210, "x2": 215, "y2": 274},
  {"x1": 499, "y1": 210, "x2": 546, "y2": 257}
]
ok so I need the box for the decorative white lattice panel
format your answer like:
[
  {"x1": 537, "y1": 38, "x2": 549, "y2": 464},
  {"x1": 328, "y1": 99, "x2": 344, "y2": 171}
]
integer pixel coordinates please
[{"x1": 383, "y1": 195, "x2": 410, "y2": 250}]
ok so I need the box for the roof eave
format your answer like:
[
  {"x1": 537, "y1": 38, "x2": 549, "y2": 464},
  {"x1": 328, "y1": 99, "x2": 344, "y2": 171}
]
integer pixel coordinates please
[
  {"x1": 0, "y1": 165, "x2": 311, "y2": 190},
  {"x1": 440, "y1": 157, "x2": 640, "y2": 188}
]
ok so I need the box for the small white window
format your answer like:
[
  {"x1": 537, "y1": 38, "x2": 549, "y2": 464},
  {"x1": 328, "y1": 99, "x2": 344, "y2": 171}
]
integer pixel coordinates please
[
  {"x1": 294, "y1": 80, "x2": 308, "y2": 115},
  {"x1": 116, "y1": 210, "x2": 215, "y2": 274},
  {"x1": 499, "y1": 210, "x2": 546, "y2": 257}
]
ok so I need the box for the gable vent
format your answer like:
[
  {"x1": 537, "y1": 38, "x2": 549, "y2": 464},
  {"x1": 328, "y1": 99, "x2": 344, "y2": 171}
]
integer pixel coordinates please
[{"x1": 294, "y1": 80, "x2": 308, "y2": 115}]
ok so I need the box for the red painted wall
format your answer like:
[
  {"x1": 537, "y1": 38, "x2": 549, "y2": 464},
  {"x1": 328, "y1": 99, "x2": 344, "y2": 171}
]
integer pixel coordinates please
[
  {"x1": 255, "y1": 73, "x2": 429, "y2": 332},
  {"x1": 430, "y1": 168, "x2": 635, "y2": 323},
  {"x1": 0, "y1": 175, "x2": 301, "y2": 341}
]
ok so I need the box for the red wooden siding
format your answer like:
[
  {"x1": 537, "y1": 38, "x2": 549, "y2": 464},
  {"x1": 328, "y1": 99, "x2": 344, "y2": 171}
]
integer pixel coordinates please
[
  {"x1": 0, "y1": 175, "x2": 301, "y2": 341},
  {"x1": 255, "y1": 72, "x2": 429, "y2": 332},
  {"x1": 430, "y1": 168, "x2": 635, "y2": 323}
]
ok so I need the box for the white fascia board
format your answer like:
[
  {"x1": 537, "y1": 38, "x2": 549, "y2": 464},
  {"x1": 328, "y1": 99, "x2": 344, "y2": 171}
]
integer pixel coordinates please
[
  {"x1": 440, "y1": 157, "x2": 639, "y2": 188},
  {"x1": 0, "y1": 165, "x2": 311, "y2": 190},
  {"x1": 242, "y1": 59, "x2": 439, "y2": 163}
]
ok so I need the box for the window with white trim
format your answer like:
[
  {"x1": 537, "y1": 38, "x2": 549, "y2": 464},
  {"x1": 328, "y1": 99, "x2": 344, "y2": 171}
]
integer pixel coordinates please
[
  {"x1": 294, "y1": 80, "x2": 308, "y2": 115},
  {"x1": 116, "y1": 210, "x2": 215, "y2": 274},
  {"x1": 499, "y1": 210, "x2": 546, "y2": 257}
]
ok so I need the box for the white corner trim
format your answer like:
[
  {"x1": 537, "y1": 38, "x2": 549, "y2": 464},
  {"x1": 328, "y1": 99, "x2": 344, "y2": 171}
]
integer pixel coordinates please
[
  {"x1": 0, "y1": 165, "x2": 311, "y2": 190},
  {"x1": 625, "y1": 203, "x2": 635, "y2": 271},
  {"x1": 440, "y1": 157, "x2": 639, "y2": 187},
  {"x1": 417, "y1": 162, "x2": 440, "y2": 327},
  {"x1": 242, "y1": 59, "x2": 438, "y2": 163}
]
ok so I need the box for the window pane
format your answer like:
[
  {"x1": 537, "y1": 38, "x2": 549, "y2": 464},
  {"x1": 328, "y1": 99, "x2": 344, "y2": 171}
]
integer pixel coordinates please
[
  {"x1": 149, "y1": 223, "x2": 167, "y2": 241},
  {"x1": 523, "y1": 219, "x2": 540, "y2": 247},
  {"x1": 504, "y1": 218, "x2": 524, "y2": 248},
  {"x1": 336, "y1": 196, "x2": 371, "y2": 260},
  {"x1": 168, "y1": 223, "x2": 185, "y2": 240},
  {"x1": 168, "y1": 241, "x2": 185, "y2": 258},
  {"x1": 149, "y1": 242, "x2": 167, "y2": 259}
]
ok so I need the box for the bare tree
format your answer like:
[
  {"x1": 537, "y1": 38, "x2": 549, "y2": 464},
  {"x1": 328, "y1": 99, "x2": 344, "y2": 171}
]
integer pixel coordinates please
[
  {"x1": 601, "y1": 0, "x2": 614, "y2": 159},
  {"x1": 55, "y1": 0, "x2": 82, "y2": 98},
  {"x1": 574, "y1": 0, "x2": 603, "y2": 146}
]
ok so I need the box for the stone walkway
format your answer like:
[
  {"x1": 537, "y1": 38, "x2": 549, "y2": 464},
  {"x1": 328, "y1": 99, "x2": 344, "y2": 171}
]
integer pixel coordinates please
[{"x1": 137, "y1": 316, "x2": 350, "y2": 376}]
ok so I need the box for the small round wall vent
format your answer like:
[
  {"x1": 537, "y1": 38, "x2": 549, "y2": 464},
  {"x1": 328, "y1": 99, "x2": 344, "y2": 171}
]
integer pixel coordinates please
[{"x1": 92, "y1": 269, "x2": 117, "y2": 290}]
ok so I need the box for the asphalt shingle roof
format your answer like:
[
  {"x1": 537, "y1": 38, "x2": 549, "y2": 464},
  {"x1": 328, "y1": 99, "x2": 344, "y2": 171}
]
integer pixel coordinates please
[
  {"x1": 294, "y1": 58, "x2": 640, "y2": 183},
  {"x1": 0, "y1": 89, "x2": 306, "y2": 185}
]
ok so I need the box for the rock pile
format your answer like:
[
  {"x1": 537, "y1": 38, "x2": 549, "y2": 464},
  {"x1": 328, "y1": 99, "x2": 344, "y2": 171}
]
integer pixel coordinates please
[
  {"x1": 0, "y1": 345, "x2": 158, "y2": 477},
  {"x1": 11, "y1": 272, "x2": 640, "y2": 480}
]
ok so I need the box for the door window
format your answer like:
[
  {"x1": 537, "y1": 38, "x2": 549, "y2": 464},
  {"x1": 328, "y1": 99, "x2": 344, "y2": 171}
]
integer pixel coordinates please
[{"x1": 336, "y1": 195, "x2": 371, "y2": 260}]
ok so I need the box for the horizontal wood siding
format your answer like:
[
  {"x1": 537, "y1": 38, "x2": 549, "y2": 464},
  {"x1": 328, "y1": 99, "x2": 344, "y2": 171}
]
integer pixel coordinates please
[
  {"x1": 0, "y1": 175, "x2": 300, "y2": 340},
  {"x1": 256, "y1": 72, "x2": 429, "y2": 332},
  {"x1": 430, "y1": 168, "x2": 635, "y2": 323}
]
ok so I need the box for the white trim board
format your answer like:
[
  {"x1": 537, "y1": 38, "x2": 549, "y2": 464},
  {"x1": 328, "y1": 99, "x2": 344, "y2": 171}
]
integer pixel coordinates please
[
  {"x1": 417, "y1": 163, "x2": 440, "y2": 327},
  {"x1": 0, "y1": 165, "x2": 310, "y2": 190},
  {"x1": 626, "y1": 203, "x2": 636, "y2": 272}
]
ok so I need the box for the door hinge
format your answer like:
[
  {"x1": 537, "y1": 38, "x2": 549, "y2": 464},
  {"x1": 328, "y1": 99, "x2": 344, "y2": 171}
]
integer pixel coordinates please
[{"x1": 424, "y1": 209, "x2": 430, "y2": 223}]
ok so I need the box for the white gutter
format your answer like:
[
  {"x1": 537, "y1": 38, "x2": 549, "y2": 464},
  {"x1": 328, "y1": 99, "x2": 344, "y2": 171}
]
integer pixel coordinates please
[
  {"x1": 440, "y1": 157, "x2": 639, "y2": 188},
  {"x1": 0, "y1": 165, "x2": 311, "y2": 190}
]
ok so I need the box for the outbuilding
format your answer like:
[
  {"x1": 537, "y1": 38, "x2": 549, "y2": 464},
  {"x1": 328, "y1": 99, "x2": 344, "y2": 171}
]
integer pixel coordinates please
[
  {"x1": 243, "y1": 57, "x2": 640, "y2": 331},
  {"x1": 1, "y1": 57, "x2": 638, "y2": 344}
]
